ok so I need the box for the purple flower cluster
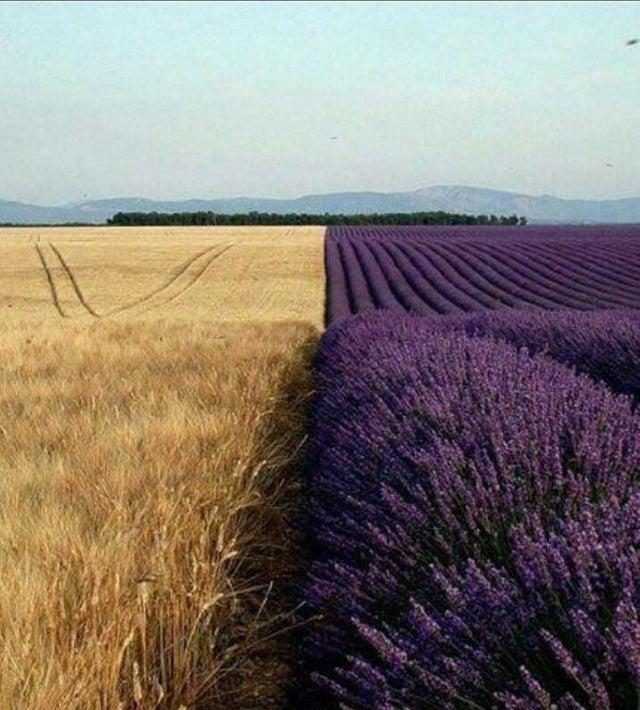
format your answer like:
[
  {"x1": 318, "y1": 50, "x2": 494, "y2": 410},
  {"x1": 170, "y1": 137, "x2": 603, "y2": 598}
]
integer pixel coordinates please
[
  {"x1": 301, "y1": 313, "x2": 640, "y2": 708},
  {"x1": 326, "y1": 225, "x2": 640, "y2": 323}
]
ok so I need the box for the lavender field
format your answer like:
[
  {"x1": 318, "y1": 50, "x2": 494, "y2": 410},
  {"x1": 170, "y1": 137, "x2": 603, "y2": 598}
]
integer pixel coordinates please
[
  {"x1": 300, "y1": 226, "x2": 640, "y2": 709},
  {"x1": 326, "y1": 225, "x2": 640, "y2": 323}
]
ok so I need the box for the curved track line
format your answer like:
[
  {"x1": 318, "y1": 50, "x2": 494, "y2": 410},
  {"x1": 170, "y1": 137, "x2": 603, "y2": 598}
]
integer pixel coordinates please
[
  {"x1": 49, "y1": 243, "x2": 100, "y2": 317},
  {"x1": 34, "y1": 243, "x2": 66, "y2": 318},
  {"x1": 108, "y1": 244, "x2": 224, "y2": 316},
  {"x1": 140, "y1": 244, "x2": 234, "y2": 311}
]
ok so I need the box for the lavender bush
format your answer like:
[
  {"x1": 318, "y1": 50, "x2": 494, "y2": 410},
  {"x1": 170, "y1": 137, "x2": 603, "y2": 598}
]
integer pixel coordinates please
[
  {"x1": 324, "y1": 308, "x2": 640, "y2": 401},
  {"x1": 458, "y1": 308, "x2": 640, "y2": 401},
  {"x1": 301, "y1": 315, "x2": 640, "y2": 708}
]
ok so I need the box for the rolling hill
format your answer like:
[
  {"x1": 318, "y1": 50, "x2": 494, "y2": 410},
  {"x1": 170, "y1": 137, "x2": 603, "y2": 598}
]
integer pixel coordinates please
[{"x1": 2, "y1": 185, "x2": 640, "y2": 224}]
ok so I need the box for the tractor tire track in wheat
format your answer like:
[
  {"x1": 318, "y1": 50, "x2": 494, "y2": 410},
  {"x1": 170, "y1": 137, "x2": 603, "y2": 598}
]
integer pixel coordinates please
[
  {"x1": 108, "y1": 244, "x2": 217, "y2": 315},
  {"x1": 143, "y1": 244, "x2": 235, "y2": 310},
  {"x1": 112, "y1": 243, "x2": 234, "y2": 316},
  {"x1": 34, "y1": 241, "x2": 66, "y2": 318},
  {"x1": 33, "y1": 238, "x2": 234, "y2": 319},
  {"x1": 49, "y1": 243, "x2": 100, "y2": 317}
]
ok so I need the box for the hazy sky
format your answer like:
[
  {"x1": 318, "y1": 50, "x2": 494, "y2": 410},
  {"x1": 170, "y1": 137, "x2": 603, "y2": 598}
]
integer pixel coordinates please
[{"x1": 1, "y1": 0, "x2": 638, "y2": 204}]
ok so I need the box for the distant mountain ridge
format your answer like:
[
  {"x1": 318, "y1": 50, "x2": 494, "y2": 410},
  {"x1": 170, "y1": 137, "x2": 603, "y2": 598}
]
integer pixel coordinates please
[{"x1": 2, "y1": 185, "x2": 640, "y2": 224}]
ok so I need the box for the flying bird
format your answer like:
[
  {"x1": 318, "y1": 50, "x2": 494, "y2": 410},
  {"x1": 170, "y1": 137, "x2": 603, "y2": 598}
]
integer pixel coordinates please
[
  {"x1": 330, "y1": 136, "x2": 339, "y2": 140},
  {"x1": 626, "y1": 38, "x2": 639, "y2": 46},
  {"x1": 606, "y1": 162, "x2": 614, "y2": 168}
]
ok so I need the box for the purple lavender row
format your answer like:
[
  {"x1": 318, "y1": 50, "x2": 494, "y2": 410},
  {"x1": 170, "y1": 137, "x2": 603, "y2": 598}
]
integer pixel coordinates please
[
  {"x1": 324, "y1": 232, "x2": 352, "y2": 321},
  {"x1": 300, "y1": 312, "x2": 640, "y2": 708},
  {"x1": 344, "y1": 223, "x2": 640, "y2": 245},
  {"x1": 471, "y1": 242, "x2": 632, "y2": 309},
  {"x1": 514, "y1": 242, "x2": 640, "y2": 305},
  {"x1": 325, "y1": 225, "x2": 640, "y2": 323}
]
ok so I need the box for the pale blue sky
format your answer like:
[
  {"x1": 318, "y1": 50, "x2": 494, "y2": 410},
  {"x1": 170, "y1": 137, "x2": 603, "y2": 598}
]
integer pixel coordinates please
[{"x1": 1, "y1": 1, "x2": 638, "y2": 204}]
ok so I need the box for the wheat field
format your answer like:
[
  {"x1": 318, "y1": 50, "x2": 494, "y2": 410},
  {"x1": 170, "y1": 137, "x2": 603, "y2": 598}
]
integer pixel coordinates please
[
  {"x1": 0, "y1": 226, "x2": 324, "y2": 326},
  {"x1": 0, "y1": 226, "x2": 325, "y2": 708}
]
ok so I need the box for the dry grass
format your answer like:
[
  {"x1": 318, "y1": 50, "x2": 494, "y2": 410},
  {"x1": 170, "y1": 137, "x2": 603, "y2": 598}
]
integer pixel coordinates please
[
  {"x1": 0, "y1": 226, "x2": 325, "y2": 326},
  {"x1": 0, "y1": 226, "x2": 325, "y2": 708}
]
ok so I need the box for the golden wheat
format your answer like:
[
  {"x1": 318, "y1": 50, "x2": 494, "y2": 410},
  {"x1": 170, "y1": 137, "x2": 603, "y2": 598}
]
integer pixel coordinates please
[
  {"x1": 0, "y1": 226, "x2": 325, "y2": 326},
  {"x1": 0, "y1": 226, "x2": 325, "y2": 708}
]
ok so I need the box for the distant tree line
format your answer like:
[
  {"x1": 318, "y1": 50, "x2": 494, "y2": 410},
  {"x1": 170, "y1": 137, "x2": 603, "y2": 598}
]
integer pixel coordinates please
[{"x1": 107, "y1": 211, "x2": 528, "y2": 226}]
